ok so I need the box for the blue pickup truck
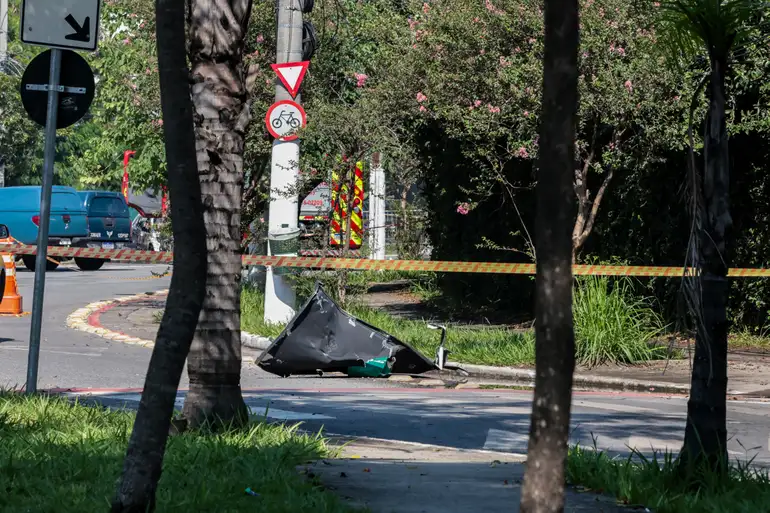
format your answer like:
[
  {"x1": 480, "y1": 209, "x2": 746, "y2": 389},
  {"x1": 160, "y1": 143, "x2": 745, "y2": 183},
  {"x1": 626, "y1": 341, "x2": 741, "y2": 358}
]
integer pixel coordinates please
[
  {"x1": 0, "y1": 186, "x2": 90, "y2": 271},
  {"x1": 77, "y1": 191, "x2": 134, "y2": 270}
]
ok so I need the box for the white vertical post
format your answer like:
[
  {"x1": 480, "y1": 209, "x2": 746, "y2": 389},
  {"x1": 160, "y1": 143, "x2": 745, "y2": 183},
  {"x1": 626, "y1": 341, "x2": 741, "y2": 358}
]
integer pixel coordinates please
[
  {"x1": 369, "y1": 152, "x2": 386, "y2": 260},
  {"x1": 0, "y1": 0, "x2": 7, "y2": 63},
  {"x1": 264, "y1": 0, "x2": 303, "y2": 324}
]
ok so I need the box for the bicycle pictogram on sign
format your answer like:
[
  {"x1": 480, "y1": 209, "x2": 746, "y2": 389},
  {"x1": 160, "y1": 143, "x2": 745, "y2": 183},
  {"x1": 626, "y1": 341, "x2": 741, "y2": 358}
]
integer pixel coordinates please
[{"x1": 265, "y1": 100, "x2": 306, "y2": 141}]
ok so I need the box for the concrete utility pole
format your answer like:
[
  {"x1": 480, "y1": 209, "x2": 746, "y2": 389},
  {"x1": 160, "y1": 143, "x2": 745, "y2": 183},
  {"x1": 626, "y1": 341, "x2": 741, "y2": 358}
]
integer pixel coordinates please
[
  {"x1": 368, "y1": 152, "x2": 386, "y2": 260},
  {"x1": 0, "y1": 0, "x2": 7, "y2": 63},
  {"x1": 264, "y1": 0, "x2": 304, "y2": 324},
  {"x1": 1, "y1": 0, "x2": 7, "y2": 188}
]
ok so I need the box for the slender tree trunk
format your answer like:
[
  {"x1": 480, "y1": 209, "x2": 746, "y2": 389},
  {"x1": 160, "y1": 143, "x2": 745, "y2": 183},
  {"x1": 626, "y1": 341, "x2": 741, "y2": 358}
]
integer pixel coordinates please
[
  {"x1": 519, "y1": 0, "x2": 579, "y2": 511},
  {"x1": 679, "y1": 56, "x2": 731, "y2": 476},
  {"x1": 111, "y1": 0, "x2": 207, "y2": 510},
  {"x1": 181, "y1": 0, "x2": 253, "y2": 428}
]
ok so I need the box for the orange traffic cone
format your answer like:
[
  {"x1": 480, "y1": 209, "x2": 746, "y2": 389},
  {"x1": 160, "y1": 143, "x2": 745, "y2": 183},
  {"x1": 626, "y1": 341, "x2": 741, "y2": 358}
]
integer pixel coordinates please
[{"x1": 0, "y1": 251, "x2": 23, "y2": 315}]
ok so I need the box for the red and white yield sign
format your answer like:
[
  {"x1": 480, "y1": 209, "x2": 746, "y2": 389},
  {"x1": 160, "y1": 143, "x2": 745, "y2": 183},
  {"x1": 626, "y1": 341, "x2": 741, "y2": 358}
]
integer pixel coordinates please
[
  {"x1": 265, "y1": 100, "x2": 307, "y2": 141},
  {"x1": 271, "y1": 61, "x2": 309, "y2": 97}
]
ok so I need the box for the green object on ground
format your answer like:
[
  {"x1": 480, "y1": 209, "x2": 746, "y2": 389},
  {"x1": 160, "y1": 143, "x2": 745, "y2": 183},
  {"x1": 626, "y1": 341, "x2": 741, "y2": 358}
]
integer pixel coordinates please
[
  {"x1": 0, "y1": 391, "x2": 355, "y2": 512},
  {"x1": 346, "y1": 357, "x2": 392, "y2": 377}
]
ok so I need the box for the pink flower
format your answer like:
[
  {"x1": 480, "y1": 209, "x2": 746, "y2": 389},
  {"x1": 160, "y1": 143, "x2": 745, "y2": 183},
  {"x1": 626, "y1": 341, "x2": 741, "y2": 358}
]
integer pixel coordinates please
[
  {"x1": 487, "y1": 104, "x2": 500, "y2": 113},
  {"x1": 528, "y1": 38, "x2": 536, "y2": 44},
  {"x1": 616, "y1": 47, "x2": 626, "y2": 57},
  {"x1": 674, "y1": 95, "x2": 680, "y2": 101},
  {"x1": 123, "y1": 38, "x2": 132, "y2": 45},
  {"x1": 480, "y1": 49, "x2": 486, "y2": 55},
  {"x1": 473, "y1": 17, "x2": 480, "y2": 23},
  {"x1": 582, "y1": 52, "x2": 589, "y2": 58},
  {"x1": 624, "y1": 80, "x2": 633, "y2": 92},
  {"x1": 257, "y1": 34, "x2": 265, "y2": 43},
  {"x1": 408, "y1": 18, "x2": 419, "y2": 30},
  {"x1": 456, "y1": 203, "x2": 470, "y2": 215},
  {"x1": 516, "y1": 147, "x2": 529, "y2": 158},
  {"x1": 474, "y1": 99, "x2": 482, "y2": 107},
  {"x1": 157, "y1": 119, "x2": 163, "y2": 126},
  {"x1": 354, "y1": 73, "x2": 369, "y2": 88},
  {"x1": 139, "y1": 22, "x2": 145, "y2": 29},
  {"x1": 130, "y1": 83, "x2": 137, "y2": 90},
  {"x1": 416, "y1": 92, "x2": 428, "y2": 103},
  {"x1": 419, "y1": 105, "x2": 427, "y2": 112},
  {"x1": 422, "y1": 2, "x2": 430, "y2": 13},
  {"x1": 145, "y1": 68, "x2": 152, "y2": 75},
  {"x1": 485, "y1": 0, "x2": 504, "y2": 15},
  {"x1": 499, "y1": 56, "x2": 511, "y2": 67},
  {"x1": 523, "y1": 110, "x2": 529, "y2": 117}
]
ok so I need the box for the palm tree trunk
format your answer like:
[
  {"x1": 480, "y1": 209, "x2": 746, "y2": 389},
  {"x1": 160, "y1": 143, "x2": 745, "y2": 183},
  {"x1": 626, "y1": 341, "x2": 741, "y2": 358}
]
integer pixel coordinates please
[
  {"x1": 519, "y1": 0, "x2": 579, "y2": 511},
  {"x1": 111, "y1": 0, "x2": 207, "y2": 509},
  {"x1": 679, "y1": 56, "x2": 731, "y2": 475},
  {"x1": 181, "y1": 0, "x2": 252, "y2": 429}
]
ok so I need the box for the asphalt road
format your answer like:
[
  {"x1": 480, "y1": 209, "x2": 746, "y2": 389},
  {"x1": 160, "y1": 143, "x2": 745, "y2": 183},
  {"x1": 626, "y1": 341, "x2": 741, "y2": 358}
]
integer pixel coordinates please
[
  {"x1": 0, "y1": 261, "x2": 400, "y2": 390},
  {"x1": 3, "y1": 262, "x2": 770, "y2": 467}
]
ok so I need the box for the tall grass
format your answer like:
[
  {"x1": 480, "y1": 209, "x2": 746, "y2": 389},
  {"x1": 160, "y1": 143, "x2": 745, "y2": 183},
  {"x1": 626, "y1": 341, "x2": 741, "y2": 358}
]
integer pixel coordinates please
[
  {"x1": 573, "y1": 276, "x2": 666, "y2": 366},
  {"x1": 566, "y1": 444, "x2": 770, "y2": 513},
  {"x1": 0, "y1": 391, "x2": 352, "y2": 512}
]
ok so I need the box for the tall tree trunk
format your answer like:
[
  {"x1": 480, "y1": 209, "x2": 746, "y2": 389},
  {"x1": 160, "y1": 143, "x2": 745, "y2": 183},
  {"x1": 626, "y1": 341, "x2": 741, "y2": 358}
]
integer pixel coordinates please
[
  {"x1": 182, "y1": 0, "x2": 253, "y2": 428},
  {"x1": 679, "y1": 56, "x2": 731, "y2": 476},
  {"x1": 519, "y1": 0, "x2": 579, "y2": 511},
  {"x1": 111, "y1": 0, "x2": 207, "y2": 509}
]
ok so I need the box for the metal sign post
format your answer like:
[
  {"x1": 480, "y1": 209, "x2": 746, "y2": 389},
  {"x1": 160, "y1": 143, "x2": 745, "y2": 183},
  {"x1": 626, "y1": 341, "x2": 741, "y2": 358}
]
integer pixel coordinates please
[
  {"x1": 19, "y1": 0, "x2": 99, "y2": 394},
  {"x1": 26, "y1": 49, "x2": 61, "y2": 393}
]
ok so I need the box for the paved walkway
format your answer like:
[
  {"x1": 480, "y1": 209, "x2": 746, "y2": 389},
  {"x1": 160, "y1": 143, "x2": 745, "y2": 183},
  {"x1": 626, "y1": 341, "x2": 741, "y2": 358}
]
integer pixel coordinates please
[{"x1": 314, "y1": 438, "x2": 630, "y2": 513}]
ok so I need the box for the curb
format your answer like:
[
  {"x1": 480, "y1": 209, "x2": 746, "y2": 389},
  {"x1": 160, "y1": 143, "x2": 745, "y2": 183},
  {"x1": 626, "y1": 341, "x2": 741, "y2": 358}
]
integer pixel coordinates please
[
  {"x1": 66, "y1": 291, "x2": 272, "y2": 354},
  {"x1": 66, "y1": 291, "x2": 169, "y2": 348},
  {"x1": 446, "y1": 362, "x2": 691, "y2": 395},
  {"x1": 242, "y1": 332, "x2": 272, "y2": 351}
]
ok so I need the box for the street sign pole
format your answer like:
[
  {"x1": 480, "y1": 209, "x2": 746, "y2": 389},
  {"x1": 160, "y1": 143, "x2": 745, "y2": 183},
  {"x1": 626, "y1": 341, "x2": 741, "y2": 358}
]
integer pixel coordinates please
[{"x1": 26, "y1": 48, "x2": 61, "y2": 394}]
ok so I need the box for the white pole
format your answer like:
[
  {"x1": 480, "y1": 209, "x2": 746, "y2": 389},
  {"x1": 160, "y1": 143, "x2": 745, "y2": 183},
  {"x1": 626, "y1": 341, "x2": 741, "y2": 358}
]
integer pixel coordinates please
[
  {"x1": 1, "y1": 0, "x2": 8, "y2": 188},
  {"x1": 0, "y1": 0, "x2": 7, "y2": 63},
  {"x1": 264, "y1": 0, "x2": 303, "y2": 324},
  {"x1": 369, "y1": 152, "x2": 387, "y2": 260}
]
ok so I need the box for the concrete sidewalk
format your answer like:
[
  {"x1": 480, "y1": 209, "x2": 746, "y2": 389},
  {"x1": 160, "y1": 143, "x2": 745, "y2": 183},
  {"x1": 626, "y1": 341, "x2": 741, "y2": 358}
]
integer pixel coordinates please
[
  {"x1": 314, "y1": 438, "x2": 634, "y2": 513},
  {"x1": 82, "y1": 292, "x2": 770, "y2": 397}
]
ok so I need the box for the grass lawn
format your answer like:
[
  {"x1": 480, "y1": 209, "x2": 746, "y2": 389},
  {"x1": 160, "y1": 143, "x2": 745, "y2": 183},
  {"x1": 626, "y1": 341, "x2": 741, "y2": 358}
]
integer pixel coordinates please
[
  {"x1": 566, "y1": 445, "x2": 770, "y2": 513},
  {"x1": 0, "y1": 392, "x2": 354, "y2": 512}
]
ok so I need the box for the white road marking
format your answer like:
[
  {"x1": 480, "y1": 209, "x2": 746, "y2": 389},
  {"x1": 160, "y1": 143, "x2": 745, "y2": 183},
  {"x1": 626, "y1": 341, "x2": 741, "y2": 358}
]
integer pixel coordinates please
[
  {"x1": 483, "y1": 428, "x2": 529, "y2": 452},
  {"x1": 483, "y1": 428, "x2": 685, "y2": 455},
  {"x1": 0, "y1": 345, "x2": 101, "y2": 357},
  {"x1": 65, "y1": 392, "x2": 335, "y2": 421},
  {"x1": 250, "y1": 408, "x2": 335, "y2": 421},
  {"x1": 574, "y1": 400, "x2": 662, "y2": 414}
]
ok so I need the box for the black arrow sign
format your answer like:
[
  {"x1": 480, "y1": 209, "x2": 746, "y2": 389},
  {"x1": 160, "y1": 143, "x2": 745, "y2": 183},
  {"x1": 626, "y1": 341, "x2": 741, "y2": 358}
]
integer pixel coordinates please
[{"x1": 64, "y1": 14, "x2": 90, "y2": 43}]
